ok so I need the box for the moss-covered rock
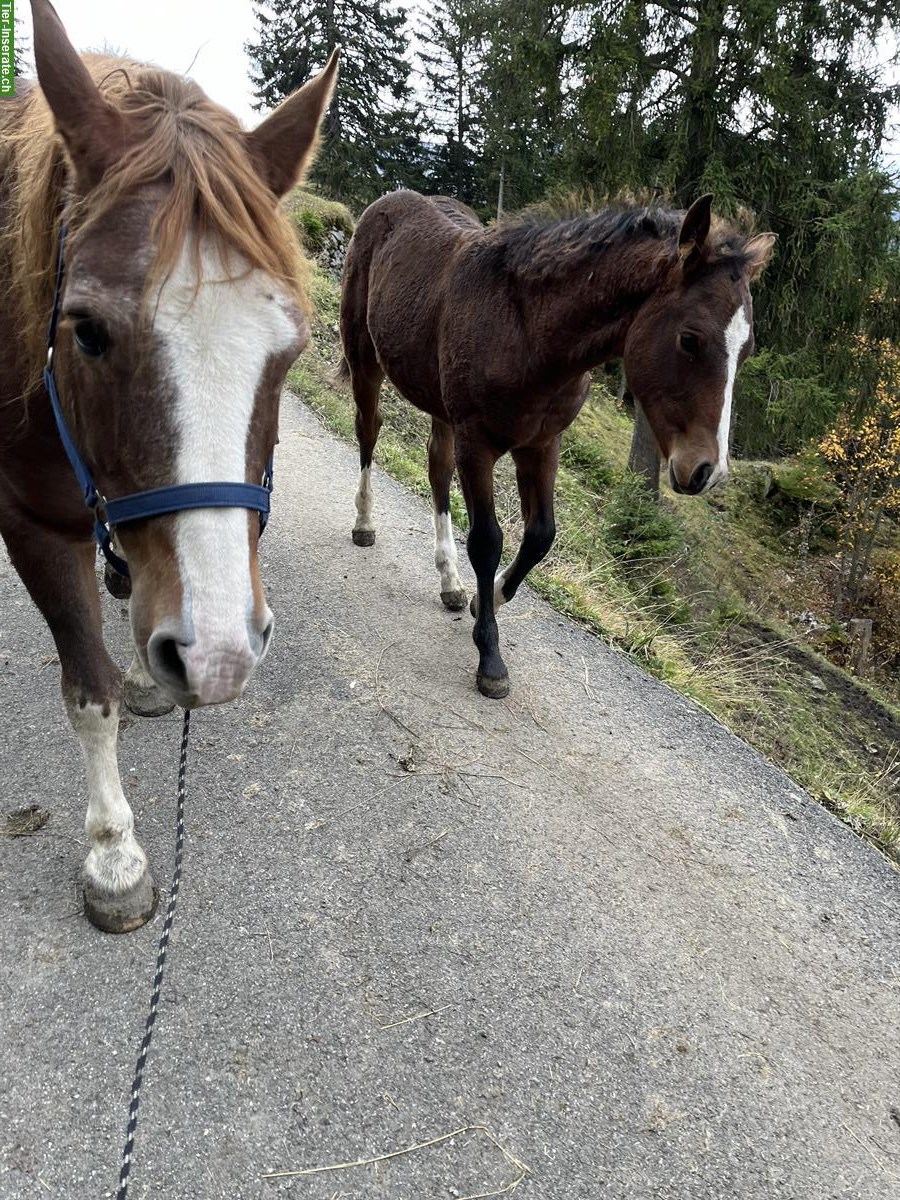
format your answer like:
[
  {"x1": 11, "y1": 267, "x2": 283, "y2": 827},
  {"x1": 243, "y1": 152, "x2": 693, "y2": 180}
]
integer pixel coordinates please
[
  {"x1": 286, "y1": 188, "x2": 355, "y2": 239},
  {"x1": 286, "y1": 188, "x2": 355, "y2": 272}
]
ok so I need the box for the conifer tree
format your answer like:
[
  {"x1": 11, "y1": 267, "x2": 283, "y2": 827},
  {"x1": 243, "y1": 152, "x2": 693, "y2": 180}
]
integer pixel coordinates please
[
  {"x1": 248, "y1": 0, "x2": 419, "y2": 206},
  {"x1": 474, "y1": 0, "x2": 572, "y2": 213},
  {"x1": 417, "y1": 0, "x2": 482, "y2": 204}
]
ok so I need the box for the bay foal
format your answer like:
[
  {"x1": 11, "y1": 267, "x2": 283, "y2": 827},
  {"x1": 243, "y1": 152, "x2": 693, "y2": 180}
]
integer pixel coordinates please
[
  {"x1": 339, "y1": 190, "x2": 774, "y2": 699},
  {"x1": 0, "y1": 0, "x2": 337, "y2": 929}
]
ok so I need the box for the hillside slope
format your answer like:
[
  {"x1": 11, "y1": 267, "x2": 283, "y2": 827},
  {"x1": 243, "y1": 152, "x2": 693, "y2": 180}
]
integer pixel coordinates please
[{"x1": 292, "y1": 264, "x2": 900, "y2": 862}]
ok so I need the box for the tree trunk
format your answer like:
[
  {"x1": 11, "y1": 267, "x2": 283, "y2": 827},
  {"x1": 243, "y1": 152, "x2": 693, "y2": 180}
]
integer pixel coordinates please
[
  {"x1": 456, "y1": 45, "x2": 464, "y2": 199},
  {"x1": 675, "y1": 0, "x2": 726, "y2": 201},
  {"x1": 324, "y1": 0, "x2": 340, "y2": 143},
  {"x1": 849, "y1": 618, "x2": 873, "y2": 678},
  {"x1": 496, "y1": 161, "x2": 505, "y2": 221},
  {"x1": 627, "y1": 392, "x2": 661, "y2": 500}
]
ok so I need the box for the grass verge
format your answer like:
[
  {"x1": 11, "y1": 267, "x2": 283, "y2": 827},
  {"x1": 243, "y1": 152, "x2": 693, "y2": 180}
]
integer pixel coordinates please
[{"x1": 291, "y1": 263, "x2": 900, "y2": 863}]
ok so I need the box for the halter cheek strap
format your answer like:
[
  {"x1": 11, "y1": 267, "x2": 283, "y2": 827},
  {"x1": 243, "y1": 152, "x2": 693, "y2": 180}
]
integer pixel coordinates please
[{"x1": 44, "y1": 224, "x2": 275, "y2": 578}]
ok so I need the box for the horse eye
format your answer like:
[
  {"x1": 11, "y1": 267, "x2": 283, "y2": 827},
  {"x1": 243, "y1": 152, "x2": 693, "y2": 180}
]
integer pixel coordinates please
[
  {"x1": 678, "y1": 332, "x2": 700, "y2": 358},
  {"x1": 73, "y1": 319, "x2": 109, "y2": 358}
]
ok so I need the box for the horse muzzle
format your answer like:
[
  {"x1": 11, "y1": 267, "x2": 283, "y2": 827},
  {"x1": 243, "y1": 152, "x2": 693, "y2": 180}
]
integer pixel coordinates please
[
  {"x1": 146, "y1": 612, "x2": 274, "y2": 707},
  {"x1": 668, "y1": 458, "x2": 726, "y2": 496}
]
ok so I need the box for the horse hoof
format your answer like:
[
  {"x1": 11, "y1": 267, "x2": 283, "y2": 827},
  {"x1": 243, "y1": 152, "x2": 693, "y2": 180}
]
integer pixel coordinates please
[
  {"x1": 441, "y1": 589, "x2": 468, "y2": 611},
  {"x1": 82, "y1": 868, "x2": 159, "y2": 934},
  {"x1": 352, "y1": 529, "x2": 376, "y2": 547},
  {"x1": 104, "y1": 562, "x2": 132, "y2": 600},
  {"x1": 124, "y1": 674, "x2": 175, "y2": 717},
  {"x1": 477, "y1": 672, "x2": 510, "y2": 700}
]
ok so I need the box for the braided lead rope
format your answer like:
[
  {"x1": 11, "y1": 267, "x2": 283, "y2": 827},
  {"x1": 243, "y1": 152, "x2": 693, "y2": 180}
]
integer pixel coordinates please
[{"x1": 117, "y1": 708, "x2": 191, "y2": 1200}]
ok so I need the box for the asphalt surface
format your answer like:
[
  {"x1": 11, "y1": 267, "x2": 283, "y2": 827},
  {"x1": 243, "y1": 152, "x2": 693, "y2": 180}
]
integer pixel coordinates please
[{"x1": 1, "y1": 392, "x2": 899, "y2": 1200}]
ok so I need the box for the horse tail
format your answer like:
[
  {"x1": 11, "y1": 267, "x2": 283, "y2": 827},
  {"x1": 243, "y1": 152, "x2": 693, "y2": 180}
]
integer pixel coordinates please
[{"x1": 332, "y1": 355, "x2": 352, "y2": 388}]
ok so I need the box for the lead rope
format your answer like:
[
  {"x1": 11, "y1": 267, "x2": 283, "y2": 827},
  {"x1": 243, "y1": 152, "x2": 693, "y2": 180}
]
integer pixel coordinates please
[{"x1": 116, "y1": 708, "x2": 191, "y2": 1200}]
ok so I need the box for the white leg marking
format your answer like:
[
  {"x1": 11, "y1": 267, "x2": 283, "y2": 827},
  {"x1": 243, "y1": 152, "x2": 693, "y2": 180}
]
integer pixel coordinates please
[
  {"x1": 433, "y1": 507, "x2": 464, "y2": 595},
  {"x1": 67, "y1": 699, "x2": 148, "y2": 895},
  {"x1": 494, "y1": 565, "x2": 512, "y2": 609},
  {"x1": 153, "y1": 236, "x2": 302, "y2": 699},
  {"x1": 354, "y1": 466, "x2": 376, "y2": 535},
  {"x1": 715, "y1": 305, "x2": 752, "y2": 481},
  {"x1": 471, "y1": 563, "x2": 512, "y2": 617}
]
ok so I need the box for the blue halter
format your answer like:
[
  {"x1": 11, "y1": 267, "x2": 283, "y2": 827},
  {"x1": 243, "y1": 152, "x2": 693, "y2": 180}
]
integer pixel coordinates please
[{"x1": 44, "y1": 224, "x2": 274, "y2": 577}]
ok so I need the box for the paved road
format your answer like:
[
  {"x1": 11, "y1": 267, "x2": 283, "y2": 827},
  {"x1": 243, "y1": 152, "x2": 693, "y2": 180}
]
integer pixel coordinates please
[{"x1": 2, "y1": 392, "x2": 899, "y2": 1200}]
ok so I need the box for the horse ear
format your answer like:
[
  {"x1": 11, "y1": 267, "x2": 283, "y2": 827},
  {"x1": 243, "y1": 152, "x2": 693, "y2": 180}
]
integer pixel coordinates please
[
  {"x1": 30, "y1": 0, "x2": 129, "y2": 191},
  {"x1": 744, "y1": 232, "x2": 776, "y2": 279},
  {"x1": 678, "y1": 193, "x2": 713, "y2": 267},
  {"x1": 245, "y1": 48, "x2": 340, "y2": 199}
]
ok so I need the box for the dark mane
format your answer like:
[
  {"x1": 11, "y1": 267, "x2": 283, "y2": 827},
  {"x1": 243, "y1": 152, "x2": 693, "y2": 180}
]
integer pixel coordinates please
[{"x1": 487, "y1": 204, "x2": 756, "y2": 283}]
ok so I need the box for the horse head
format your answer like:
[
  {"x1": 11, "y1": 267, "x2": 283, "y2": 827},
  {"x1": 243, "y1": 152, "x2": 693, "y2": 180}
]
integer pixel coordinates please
[
  {"x1": 32, "y1": 0, "x2": 337, "y2": 706},
  {"x1": 623, "y1": 195, "x2": 775, "y2": 494}
]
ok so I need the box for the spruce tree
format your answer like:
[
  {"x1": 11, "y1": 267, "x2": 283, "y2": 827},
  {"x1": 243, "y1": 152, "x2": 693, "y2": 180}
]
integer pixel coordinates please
[
  {"x1": 474, "y1": 0, "x2": 572, "y2": 213},
  {"x1": 247, "y1": 0, "x2": 419, "y2": 207},
  {"x1": 565, "y1": 0, "x2": 900, "y2": 460},
  {"x1": 14, "y1": 15, "x2": 32, "y2": 76},
  {"x1": 417, "y1": 0, "x2": 482, "y2": 204}
]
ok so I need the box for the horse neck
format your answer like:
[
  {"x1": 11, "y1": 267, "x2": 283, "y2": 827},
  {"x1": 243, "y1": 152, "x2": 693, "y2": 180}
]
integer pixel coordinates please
[{"x1": 512, "y1": 224, "x2": 675, "y2": 376}]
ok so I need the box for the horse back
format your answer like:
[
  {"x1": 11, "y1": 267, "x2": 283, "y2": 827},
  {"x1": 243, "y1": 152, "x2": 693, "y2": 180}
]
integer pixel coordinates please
[{"x1": 341, "y1": 191, "x2": 485, "y2": 417}]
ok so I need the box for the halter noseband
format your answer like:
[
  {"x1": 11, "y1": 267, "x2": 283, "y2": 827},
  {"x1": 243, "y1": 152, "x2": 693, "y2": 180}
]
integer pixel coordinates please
[{"x1": 44, "y1": 224, "x2": 275, "y2": 578}]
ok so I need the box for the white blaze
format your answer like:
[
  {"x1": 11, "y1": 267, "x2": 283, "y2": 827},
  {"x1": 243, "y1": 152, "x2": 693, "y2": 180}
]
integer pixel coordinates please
[
  {"x1": 717, "y1": 305, "x2": 751, "y2": 473},
  {"x1": 154, "y1": 236, "x2": 298, "y2": 671}
]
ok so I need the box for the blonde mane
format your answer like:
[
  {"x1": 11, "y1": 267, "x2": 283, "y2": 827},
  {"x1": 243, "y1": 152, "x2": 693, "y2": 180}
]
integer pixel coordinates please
[{"x1": 0, "y1": 55, "x2": 309, "y2": 394}]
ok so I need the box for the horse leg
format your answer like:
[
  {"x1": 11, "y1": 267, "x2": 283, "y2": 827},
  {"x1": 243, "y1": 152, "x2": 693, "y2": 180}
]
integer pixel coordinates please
[
  {"x1": 428, "y1": 417, "x2": 466, "y2": 610},
  {"x1": 494, "y1": 439, "x2": 559, "y2": 608},
  {"x1": 350, "y1": 365, "x2": 384, "y2": 547},
  {"x1": 469, "y1": 438, "x2": 559, "y2": 617},
  {"x1": 1, "y1": 511, "x2": 157, "y2": 932},
  {"x1": 457, "y1": 446, "x2": 508, "y2": 698}
]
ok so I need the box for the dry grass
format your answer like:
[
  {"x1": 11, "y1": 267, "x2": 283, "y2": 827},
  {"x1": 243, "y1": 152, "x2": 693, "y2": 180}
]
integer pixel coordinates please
[{"x1": 289, "y1": 263, "x2": 900, "y2": 861}]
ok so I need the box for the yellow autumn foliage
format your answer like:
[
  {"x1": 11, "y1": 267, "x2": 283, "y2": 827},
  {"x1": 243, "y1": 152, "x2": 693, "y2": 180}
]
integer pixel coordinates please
[
  {"x1": 819, "y1": 336, "x2": 900, "y2": 505},
  {"x1": 819, "y1": 335, "x2": 900, "y2": 604}
]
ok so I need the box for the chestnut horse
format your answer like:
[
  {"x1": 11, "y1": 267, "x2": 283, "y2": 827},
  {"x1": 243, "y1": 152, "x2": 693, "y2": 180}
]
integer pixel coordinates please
[
  {"x1": 340, "y1": 190, "x2": 774, "y2": 698},
  {"x1": 0, "y1": 0, "x2": 337, "y2": 931}
]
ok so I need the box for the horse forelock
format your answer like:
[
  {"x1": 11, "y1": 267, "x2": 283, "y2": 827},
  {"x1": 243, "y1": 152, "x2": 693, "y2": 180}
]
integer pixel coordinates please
[{"x1": 0, "y1": 54, "x2": 308, "y2": 397}]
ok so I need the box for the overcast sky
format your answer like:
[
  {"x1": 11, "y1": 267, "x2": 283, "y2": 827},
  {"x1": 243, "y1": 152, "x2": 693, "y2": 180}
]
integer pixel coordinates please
[
  {"x1": 18, "y1": 0, "x2": 266, "y2": 127},
  {"x1": 16, "y1": 0, "x2": 900, "y2": 167}
]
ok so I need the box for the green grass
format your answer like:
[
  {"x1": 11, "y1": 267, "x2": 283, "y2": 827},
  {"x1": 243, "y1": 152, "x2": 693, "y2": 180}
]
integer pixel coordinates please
[
  {"x1": 285, "y1": 187, "x2": 355, "y2": 234},
  {"x1": 284, "y1": 187, "x2": 355, "y2": 253},
  {"x1": 290, "y1": 263, "x2": 900, "y2": 862}
]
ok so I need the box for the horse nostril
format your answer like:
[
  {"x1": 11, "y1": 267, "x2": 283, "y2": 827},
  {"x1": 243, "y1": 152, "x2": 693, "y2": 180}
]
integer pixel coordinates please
[
  {"x1": 248, "y1": 610, "x2": 275, "y2": 661},
  {"x1": 687, "y1": 462, "x2": 714, "y2": 494},
  {"x1": 260, "y1": 613, "x2": 274, "y2": 657},
  {"x1": 147, "y1": 628, "x2": 190, "y2": 694}
]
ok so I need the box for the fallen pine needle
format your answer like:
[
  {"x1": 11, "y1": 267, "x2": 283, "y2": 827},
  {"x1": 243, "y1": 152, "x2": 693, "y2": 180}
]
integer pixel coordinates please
[
  {"x1": 581, "y1": 655, "x2": 598, "y2": 702},
  {"x1": 260, "y1": 1122, "x2": 530, "y2": 1197},
  {"x1": 841, "y1": 1121, "x2": 900, "y2": 1180},
  {"x1": 378, "y1": 1001, "x2": 455, "y2": 1030}
]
